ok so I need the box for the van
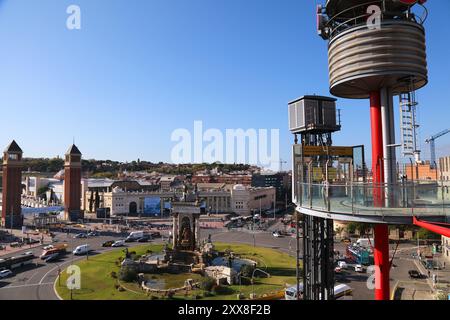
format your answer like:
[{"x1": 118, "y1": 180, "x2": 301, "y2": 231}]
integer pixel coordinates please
[
  {"x1": 73, "y1": 244, "x2": 90, "y2": 255},
  {"x1": 126, "y1": 231, "x2": 144, "y2": 242}
]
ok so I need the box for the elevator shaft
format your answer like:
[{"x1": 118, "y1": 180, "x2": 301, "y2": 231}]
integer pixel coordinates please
[{"x1": 302, "y1": 215, "x2": 335, "y2": 300}]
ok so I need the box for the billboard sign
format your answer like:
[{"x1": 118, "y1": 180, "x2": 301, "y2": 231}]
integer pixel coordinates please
[{"x1": 144, "y1": 197, "x2": 161, "y2": 216}]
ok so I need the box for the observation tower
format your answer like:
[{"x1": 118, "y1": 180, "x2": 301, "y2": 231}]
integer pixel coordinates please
[{"x1": 290, "y1": 0, "x2": 450, "y2": 301}]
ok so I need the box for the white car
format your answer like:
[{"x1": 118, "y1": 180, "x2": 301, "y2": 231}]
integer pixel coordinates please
[
  {"x1": 272, "y1": 231, "x2": 281, "y2": 238},
  {"x1": 338, "y1": 261, "x2": 348, "y2": 269},
  {"x1": 112, "y1": 240, "x2": 125, "y2": 247},
  {"x1": 0, "y1": 270, "x2": 13, "y2": 279},
  {"x1": 354, "y1": 264, "x2": 364, "y2": 273},
  {"x1": 43, "y1": 245, "x2": 54, "y2": 251}
]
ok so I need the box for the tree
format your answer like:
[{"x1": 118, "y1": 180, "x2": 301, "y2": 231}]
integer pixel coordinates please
[{"x1": 119, "y1": 266, "x2": 137, "y2": 282}]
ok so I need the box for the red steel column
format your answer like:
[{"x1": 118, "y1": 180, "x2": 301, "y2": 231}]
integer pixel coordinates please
[
  {"x1": 370, "y1": 91, "x2": 390, "y2": 300},
  {"x1": 370, "y1": 91, "x2": 384, "y2": 187}
]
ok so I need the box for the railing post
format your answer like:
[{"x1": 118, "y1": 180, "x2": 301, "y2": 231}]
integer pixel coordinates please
[
  {"x1": 350, "y1": 160, "x2": 354, "y2": 215},
  {"x1": 308, "y1": 161, "x2": 313, "y2": 209}
]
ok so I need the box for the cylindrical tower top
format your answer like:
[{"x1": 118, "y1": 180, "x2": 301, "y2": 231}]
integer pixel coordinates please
[{"x1": 317, "y1": 0, "x2": 429, "y2": 98}]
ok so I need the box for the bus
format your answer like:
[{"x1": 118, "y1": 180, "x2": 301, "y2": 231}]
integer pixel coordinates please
[
  {"x1": 40, "y1": 244, "x2": 67, "y2": 260},
  {"x1": 346, "y1": 245, "x2": 374, "y2": 266},
  {"x1": 0, "y1": 254, "x2": 35, "y2": 270},
  {"x1": 285, "y1": 283, "x2": 352, "y2": 300}
]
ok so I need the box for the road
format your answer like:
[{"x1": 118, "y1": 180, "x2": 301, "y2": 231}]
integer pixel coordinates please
[
  {"x1": 0, "y1": 224, "x2": 434, "y2": 300},
  {"x1": 0, "y1": 231, "x2": 127, "y2": 300}
]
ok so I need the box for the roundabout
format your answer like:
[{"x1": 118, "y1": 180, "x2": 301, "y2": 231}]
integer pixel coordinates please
[{"x1": 55, "y1": 243, "x2": 298, "y2": 300}]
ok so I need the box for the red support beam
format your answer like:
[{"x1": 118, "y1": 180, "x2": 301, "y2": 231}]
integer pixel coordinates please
[
  {"x1": 374, "y1": 224, "x2": 390, "y2": 300},
  {"x1": 370, "y1": 91, "x2": 384, "y2": 187},
  {"x1": 370, "y1": 91, "x2": 390, "y2": 300},
  {"x1": 414, "y1": 217, "x2": 450, "y2": 238}
]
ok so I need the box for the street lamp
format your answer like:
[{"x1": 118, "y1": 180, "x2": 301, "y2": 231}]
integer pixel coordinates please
[{"x1": 251, "y1": 268, "x2": 270, "y2": 297}]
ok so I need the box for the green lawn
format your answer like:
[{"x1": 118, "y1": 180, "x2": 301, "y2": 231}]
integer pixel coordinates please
[{"x1": 56, "y1": 242, "x2": 299, "y2": 300}]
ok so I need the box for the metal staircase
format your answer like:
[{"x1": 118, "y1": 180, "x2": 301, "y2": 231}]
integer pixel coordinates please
[{"x1": 399, "y1": 86, "x2": 420, "y2": 162}]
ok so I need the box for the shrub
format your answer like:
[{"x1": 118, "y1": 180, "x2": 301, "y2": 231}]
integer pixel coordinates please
[
  {"x1": 119, "y1": 266, "x2": 138, "y2": 282},
  {"x1": 240, "y1": 264, "x2": 255, "y2": 278},
  {"x1": 200, "y1": 277, "x2": 216, "y2": 292},
  {"x1": 212, "y1": 285, "x2": 233, "y2": 295}
]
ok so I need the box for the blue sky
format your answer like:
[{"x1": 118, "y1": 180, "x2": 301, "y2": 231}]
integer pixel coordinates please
[{"x1": 0, "y1": 0, "x2": 449, "y2": 167}]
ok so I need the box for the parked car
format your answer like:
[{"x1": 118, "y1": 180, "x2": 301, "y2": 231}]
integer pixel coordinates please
[
  {"x1": 87, "y1": 231, "x2": 99, "y2": 237},
  {"x1": 102, "y1": 240, "x2": 115, "y2": 247},
  {"x1": 73, "y1": 233, "x2": 87, "y2": 239},
  {"x1": 22, "y1": 251, "x2": 34, "y2": 256},
  {"x1": 272, "y1": 231, "x2": 281, "y2": 238},
  {"x1": 0, "y1": 269, "x2": 13, "y2": 279},
  {"x1": 338, "y1": 261, "x2": 348, "y2": 269}
]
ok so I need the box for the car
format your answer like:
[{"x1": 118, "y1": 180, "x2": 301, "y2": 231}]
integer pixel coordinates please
[
  {"x1": 335, "y1": 267, "x2": 342, "y2": 273},
  {"x1": 43, "y1": 253, "x2": 60, "y2": 263},
  {"x1": 24, "y1": 238, "x2": 40, "y2": 245},
  {"x1": 22, "y1": 251, "x2": 34, "y2": 256},
  {"x1": 87, "y1": 231, "x2": 99, "y2": 237},
  {"x1": 0, "y1": 270, "x2": 13, "y2": 279},
  {"x1": 137, "y1": 236, "x2": 151, "y2": 243},
  {"x1": 73, "y1": 233, "x2": 87, "y2": 239},
  {"x1": 354, "y1": 265, "x2": 364, "y2": 273},
  {"x1": 102, "y1": 240, "x2": 115, "y2": 247},
  {"x1": 112, "y1": 240, "x2": 125, "y2": 247},
  {"x1": 338, "y1": 261, "x2": 348, "y2": 269},
  {"x1": 43, "y1": 245, "x2": 54, "y2": 251},
  {"x1": 150, "y1": 232, "x2": 161, "y2": 238},
  {"x1": 125, "y1": 237, "x2": 136, "y2": 243},
  {"x1": 272, "y1": 231, "x2": 281, "y2": 238},
  {"x1": 408, "y1": 270, "x2": 423, "y2": 279}
]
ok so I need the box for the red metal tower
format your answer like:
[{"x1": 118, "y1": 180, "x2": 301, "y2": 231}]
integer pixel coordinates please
[
  {"x1": 1, "y1": 140, "x2": 24, "y2": 229},
  {"x1": 64, "y1": 144, "x2": 83, "y2": 222}
]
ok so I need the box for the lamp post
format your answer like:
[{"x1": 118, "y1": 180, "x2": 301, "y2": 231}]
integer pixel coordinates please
[{"x1": 251, "y1": 268, "x2": 270, "y2": 297}]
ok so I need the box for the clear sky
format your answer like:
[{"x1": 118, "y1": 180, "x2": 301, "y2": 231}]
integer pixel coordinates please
[{"x1": 0, "y1": 0, "x2": 449, "y2": 167}]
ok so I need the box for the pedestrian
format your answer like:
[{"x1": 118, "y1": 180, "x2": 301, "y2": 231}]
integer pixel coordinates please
[{"x1": 428, "y1": 270, "x2": 431, "y2": 278}]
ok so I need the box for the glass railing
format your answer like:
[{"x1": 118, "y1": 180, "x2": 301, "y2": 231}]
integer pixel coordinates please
[{"x1": 295, "y1": 181, "x2": 450, "y2": 218}]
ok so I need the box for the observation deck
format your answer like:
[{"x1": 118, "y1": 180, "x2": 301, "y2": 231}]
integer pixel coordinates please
[{"x1": 293, "y1": 181, "x2": 450, "y2": 225}]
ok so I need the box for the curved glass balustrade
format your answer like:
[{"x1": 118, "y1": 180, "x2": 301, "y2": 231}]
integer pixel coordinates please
[{"x1": 294, "y1": 181, "x2": 450, "y2": 218}]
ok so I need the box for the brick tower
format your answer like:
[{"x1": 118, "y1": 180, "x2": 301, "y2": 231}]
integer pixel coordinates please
[
  {"x1": 64, "y1": 144, "x2": 83, "y2": 221},
  {"x1": 2, "y1": 140, "x2": 24, "y2": 229}
]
